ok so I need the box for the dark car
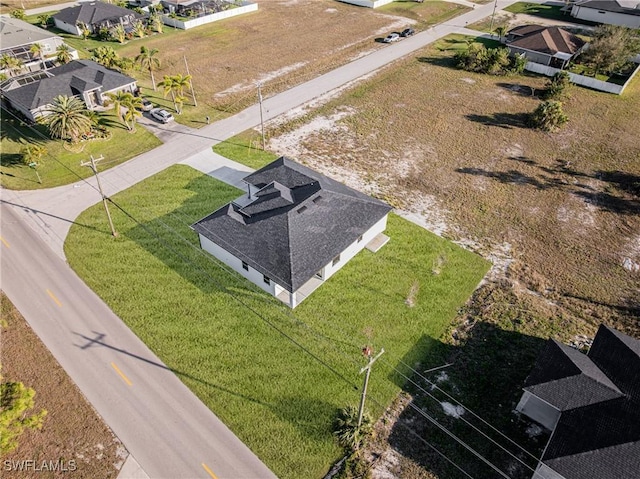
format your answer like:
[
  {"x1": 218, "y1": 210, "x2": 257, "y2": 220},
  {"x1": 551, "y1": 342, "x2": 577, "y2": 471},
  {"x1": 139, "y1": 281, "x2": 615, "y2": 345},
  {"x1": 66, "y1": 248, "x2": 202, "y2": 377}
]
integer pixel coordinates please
[{"x1": 401, "y1": 28, "x2": 415, "y2": 37}]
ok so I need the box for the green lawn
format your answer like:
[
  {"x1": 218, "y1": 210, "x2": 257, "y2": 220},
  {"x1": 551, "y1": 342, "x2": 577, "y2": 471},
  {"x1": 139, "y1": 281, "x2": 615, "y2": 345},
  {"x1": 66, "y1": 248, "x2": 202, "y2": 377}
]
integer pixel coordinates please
[
  {"x1": 503, "y1": 2, "x2": 572, "y2": 21},
  {"x1": 65, "y1": 165, "x2": 489, "y2": 478},
  {"x1": 0, "y1": 110, "x2": 161, "y2": 190},
  {"x1": 212, "y1": 130, "x2": 279, "y2": 170}
]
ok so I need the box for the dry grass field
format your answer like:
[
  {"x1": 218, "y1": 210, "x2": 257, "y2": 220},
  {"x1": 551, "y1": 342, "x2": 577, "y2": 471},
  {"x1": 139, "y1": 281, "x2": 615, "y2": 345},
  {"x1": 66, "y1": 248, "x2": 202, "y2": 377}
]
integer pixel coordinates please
[
  {"x1": 1, "y1": 293, "x2": 125, "y2": 478},
  {"x1": 54, "y1": 1, "x2": 466, "y2": 126},
  {"x1": 264, "y1": 34, "x2": 640, "y2": 338},
  {"x1": 0, "y1": 0, "x2": 59, "y2": 14},
  {"x1": 256, "y1": 34, "x2": 640, "y2": 477}
]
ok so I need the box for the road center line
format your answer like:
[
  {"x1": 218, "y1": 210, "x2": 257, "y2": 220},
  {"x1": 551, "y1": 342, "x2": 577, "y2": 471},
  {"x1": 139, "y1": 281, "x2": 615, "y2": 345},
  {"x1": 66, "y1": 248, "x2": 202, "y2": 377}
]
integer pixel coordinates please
[
  {"x1": 0, "y1": 236, "x2": 10, "y2": 248},
  {"x1": 46, "y1": 289, "x2": 62, "y2": 307},
  {"x1": 111, "y1": 362, "x2": 132, "y2": 386},
  {"x1": 201, "y1": 463, "x2": 218, "y2": 479}
]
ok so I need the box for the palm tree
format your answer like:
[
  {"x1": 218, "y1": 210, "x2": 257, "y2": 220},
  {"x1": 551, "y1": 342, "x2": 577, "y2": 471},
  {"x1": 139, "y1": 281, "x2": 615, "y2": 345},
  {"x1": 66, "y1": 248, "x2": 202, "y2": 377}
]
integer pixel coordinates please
[
  {"x1": 136, "y1": 46, "x2": 160, "y2": 90},
  {"x1": 150, "y1": 13, "x2": 163, "y2": 34},
  {"x1": 29, "y1": 43, "x2": 44, "y2": 68},
  {"x1": 495, "y1": 26, "x2": 506, "y2": 42},
  {"x1": 1, "y1": 54, "x2": 24, "y2": 77},
  {"x1": 123, "y1": 96, "x2": 143, "y2": 131},
  {"x1": 37, "y1": 14, "x2": 52, "y2": 29},
  {"x1": 172, "y1": 73, "x2": 193, "y2": 109},
  {"x1": 56, "y1": 44, "x2": 73, "y2": 65},
  {"x1": 21, "y1": 145, "x2": 47, "y2": 184},
  {"x1": 105, "y1": 90, "x2": 133, "y2": 128},
  {"x1": 158, "y1": 75, "x2": 178, "y2": 111},
  {"x1": 111, "y1": 24, "x2": 126, "y2": 44},
  {"x1": 92, "y1": 46, "x2": 119, "y2": 69},
  {"x1": 77, "y1": 22, "x2": 91, "y2": 40},
  {"x1": 132, "y1": 20, "x2": 146, "y2": 39},
  {"x1": 42, "y1": 95, "x2": 92, "y2": 142}
]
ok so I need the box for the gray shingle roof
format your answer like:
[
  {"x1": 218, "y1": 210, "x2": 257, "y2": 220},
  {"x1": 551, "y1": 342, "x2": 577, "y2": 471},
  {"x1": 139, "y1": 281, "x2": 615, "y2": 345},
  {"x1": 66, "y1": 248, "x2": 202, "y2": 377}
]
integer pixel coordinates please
[
  {"x1": 524, "y1": 339, "x2": 622, "y2": 410},
  {"x1": 53, "y1": 2, "x2": 140, "y2": 26},
  {"x1": 2, "y1": 60, "x2": 136, "y2": 110},
  {"x1": 574, "y1": 0, "x2": 640, "y2": 16},
  {"x1": 0, "y1": 17, "x2": 60, "y2": 50},
  {"x1": 192, "y1": 157, "x2": 392, "y2": 292},
  {"x1": 523, "y1": 326, "x2": 640, "y2": 479}
]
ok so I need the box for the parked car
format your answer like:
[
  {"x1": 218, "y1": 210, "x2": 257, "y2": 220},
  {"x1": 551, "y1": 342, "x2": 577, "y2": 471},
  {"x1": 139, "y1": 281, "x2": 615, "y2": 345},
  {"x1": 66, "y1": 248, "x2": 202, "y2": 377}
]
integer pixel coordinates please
[
  {"x1": 139, "y1": 98, "x2": 154, "y2": 112},
  {"x1": 383, "y1": 33, "x2": 400, "y2": 43},
  {"x1": 401, "y1": 28, "x2": 415, "y2": 37},
  {"x1": 150, "y1": 108, "x2": 174, "y2": 123}
]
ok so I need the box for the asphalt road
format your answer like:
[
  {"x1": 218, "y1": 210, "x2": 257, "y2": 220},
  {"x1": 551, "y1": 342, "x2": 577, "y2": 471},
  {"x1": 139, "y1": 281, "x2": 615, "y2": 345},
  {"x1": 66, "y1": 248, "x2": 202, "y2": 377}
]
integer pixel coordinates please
[
  {"x1": 1, "y1": 1, "x2": 529, "y2": 477},
  {"x1": 0, "y1": 203, "x2": 277, "y2": 479}
]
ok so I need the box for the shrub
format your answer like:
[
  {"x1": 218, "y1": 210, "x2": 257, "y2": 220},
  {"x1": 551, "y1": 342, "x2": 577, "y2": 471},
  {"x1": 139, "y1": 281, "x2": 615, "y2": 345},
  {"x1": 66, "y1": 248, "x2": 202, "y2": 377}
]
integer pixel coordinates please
[
  {"x1": 333, "y1": 405, "x2": 374, "y2": 453},
  {"x1": 543, "y1": 71, "x2": 571, "y2": 100},
  {"x1": 455, "y1": 44, "x2": 526, "y2": 75},
  {"x1": 529, "y1": 100, "x2": 568, "y2": 132}
]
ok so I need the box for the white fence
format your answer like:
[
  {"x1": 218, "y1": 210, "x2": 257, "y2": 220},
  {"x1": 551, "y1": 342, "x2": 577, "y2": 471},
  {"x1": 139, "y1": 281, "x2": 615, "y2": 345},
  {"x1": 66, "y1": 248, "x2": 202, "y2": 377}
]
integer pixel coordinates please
[
  {"x1": 337, "y1": 0, "x2": 394, "y2": 8},
  {"x1": 162, "y1": 1, "x2": 257, "y2": 30},
  {"x1": 524, "y1": 61, "x2": 640, "y2": 95}
]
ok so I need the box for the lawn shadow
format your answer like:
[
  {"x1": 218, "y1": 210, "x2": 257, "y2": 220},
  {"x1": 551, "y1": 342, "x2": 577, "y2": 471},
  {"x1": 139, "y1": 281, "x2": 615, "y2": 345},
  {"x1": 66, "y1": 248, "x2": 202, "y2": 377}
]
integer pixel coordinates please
[
  {"x1": 465, "y1": 112, "x2": 529, "y2": 129},
  {"x1": 416, "y1": 55, "x2": 457, "y2": 68},
  {"x1": 495, "y1": 82, "x2": 541, "y2": 98},
  {"x1": 456, "y1": 161, "x2": 640, "y2": 215},
  {"x1": 1, "y1": 153, "x2": 26, "y2": 167},
  {"x1": 386, "y1": 323, "x2": 548, "y2": 479}
]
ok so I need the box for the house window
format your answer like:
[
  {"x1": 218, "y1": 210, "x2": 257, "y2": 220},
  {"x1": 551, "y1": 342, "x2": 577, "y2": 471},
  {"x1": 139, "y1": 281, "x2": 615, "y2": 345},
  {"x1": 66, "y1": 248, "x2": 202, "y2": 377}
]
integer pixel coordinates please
[
  {"x1": 242, "y1": 261, "x2": 249, "y2": 271},
  {"x1": 332, "y1": 254, "x2": 341, "y2": 266},
  {"x1": 263, "y1": 275, "x2": 271, "y2": 284},
  {"x1": 357, "y1": 235, "x2": 363, "y2": 243}
]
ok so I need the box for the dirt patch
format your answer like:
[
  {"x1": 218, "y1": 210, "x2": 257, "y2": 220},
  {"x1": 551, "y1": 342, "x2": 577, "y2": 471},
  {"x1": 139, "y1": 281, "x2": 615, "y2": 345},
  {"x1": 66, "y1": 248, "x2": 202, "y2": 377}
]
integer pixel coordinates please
[{"x1": 0, "y1": 293, "x2": 126, "y2": 478}]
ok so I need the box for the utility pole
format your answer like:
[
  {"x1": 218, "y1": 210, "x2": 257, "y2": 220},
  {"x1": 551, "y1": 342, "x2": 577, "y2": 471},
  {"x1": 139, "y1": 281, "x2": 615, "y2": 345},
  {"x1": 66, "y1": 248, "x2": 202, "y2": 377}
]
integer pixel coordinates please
[
  {"x1": 183, "y1": 55, "x2": 197, "y2": 107},
  {"x1": 81, "y1": 155, "x2": 118, "y2": 237},
  {"x1": 257, "y1": 82, "x2": 266, "y2": 150},
  {"x1": 489, "y1": 0, "x2": 499, "y2": 35},
  {"x1": 357, "y1": 346, "x2": 384, "y2": 427}
]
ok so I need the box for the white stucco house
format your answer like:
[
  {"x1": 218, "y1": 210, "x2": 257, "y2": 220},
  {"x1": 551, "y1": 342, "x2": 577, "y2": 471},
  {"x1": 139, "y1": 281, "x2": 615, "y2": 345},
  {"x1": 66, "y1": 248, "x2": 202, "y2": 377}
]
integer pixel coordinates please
[
  {"x1": 570, "y1": 0, "x2": 640, "y2": 28},
  {"x1": 0, "y1": 17, "x2": 76, "y2": 76},
  {"x1": 516, "y1": 325, "x2": 640, "y2": 479},
  {"x1": 192, "y1": 157, "x2": 392, "y2": 308},
  {"x1": 337, "y1": 0, "x2": 394, "y2": 8},
  {"x1": 2, "y1": 60, "x2": 137, "y2": 121}
]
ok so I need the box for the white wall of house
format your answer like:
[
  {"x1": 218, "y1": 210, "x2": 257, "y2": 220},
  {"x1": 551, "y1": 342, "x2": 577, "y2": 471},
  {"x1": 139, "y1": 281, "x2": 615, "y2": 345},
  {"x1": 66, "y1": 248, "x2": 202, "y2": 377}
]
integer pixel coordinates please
[
  {"x1": 533, "y1": 462, "x2": 567, "y2": 479},
  {"x1": 571, "y1": 5, "x2": 640, "y2": 28},
  {"x1": 516, "y1": 391, "x2": 561, "y2": 431},
  {"x1": 197, "y1": 214, "x2": 389, "y2": 307},
  {"x1": 53, "y1": 18, "x2": 81, "y2": 36},
  {"x1": 318, "y1": 215, "x2": 388, "y2": 282},
  {"x1": 337, "y1": 0, "x2": 394, "y2": 8},
  {"x1": 161, "y1": 1, "x2": 258, "y2": 30},
  {"x1": 197, "y1": 234, "x2": 278, "y2": 296}
]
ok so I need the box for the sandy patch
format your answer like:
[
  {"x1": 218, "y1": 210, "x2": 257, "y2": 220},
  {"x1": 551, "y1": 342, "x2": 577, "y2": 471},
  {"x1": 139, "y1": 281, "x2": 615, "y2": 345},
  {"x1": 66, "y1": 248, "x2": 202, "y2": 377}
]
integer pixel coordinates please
[
  {"x1": 215, "y1": 62, "x2": 308, "y2": 98},
  {"x1": 441, "y1": 402, "x2": 465, "y2": 418}
]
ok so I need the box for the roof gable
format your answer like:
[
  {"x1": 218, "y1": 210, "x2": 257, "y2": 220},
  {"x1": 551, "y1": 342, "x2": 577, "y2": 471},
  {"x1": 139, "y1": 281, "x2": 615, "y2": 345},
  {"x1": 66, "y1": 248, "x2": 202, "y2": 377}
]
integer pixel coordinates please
[
  {"x1": 192, "y1": 157, "x2": 392, "y2": 292},
  {"x1": 2, "y1": 60, "x2": 135, "y2": 110},
  {"x1": 575, "y1": 0, "x2": 640, "y2": 16},
  {"x1": 507, "y1": 25, "x2": 585, "y2": 55},
  {"x1": 53, "y1": 2, "x2": 140, "y2": 26}
]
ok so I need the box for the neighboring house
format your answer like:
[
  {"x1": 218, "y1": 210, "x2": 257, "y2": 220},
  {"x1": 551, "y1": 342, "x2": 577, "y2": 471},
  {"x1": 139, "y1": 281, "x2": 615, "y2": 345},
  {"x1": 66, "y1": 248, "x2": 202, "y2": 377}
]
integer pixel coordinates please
[
  {"x1": 192, "y1": 157, "x2": 392, "y2": 308},
  {"x1": 571, "y1": 0, "x2": 640, "y2": 29},
  {"x1": 336, "y1": 0, "x2": 394, "y2": 8},
  {"x1": 0, "y1": 17, "x2": 75, "y2": 75},
  {"x1": 504, "y1": 25, "x2": 586, "y2": 69},
  {"x1": 2, "y1": 60, "x2": 137, "y2": 121},
  {"x1": 53, "y1": 1, "x2": 143, "y2": 36},
  {"x1": 516, "y1": 325, "x2": 640, "y2": 479}
]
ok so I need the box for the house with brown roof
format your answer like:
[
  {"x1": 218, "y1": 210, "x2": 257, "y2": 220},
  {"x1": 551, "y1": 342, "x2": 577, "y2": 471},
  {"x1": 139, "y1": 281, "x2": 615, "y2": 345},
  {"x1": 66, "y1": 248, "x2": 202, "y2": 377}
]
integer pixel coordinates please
[
  {"x1": 504, "y1": 25, "x2": 586, "y2": 69},
  {"x1": 516, "y1": 325, "x2": 640, "y2": 479}
]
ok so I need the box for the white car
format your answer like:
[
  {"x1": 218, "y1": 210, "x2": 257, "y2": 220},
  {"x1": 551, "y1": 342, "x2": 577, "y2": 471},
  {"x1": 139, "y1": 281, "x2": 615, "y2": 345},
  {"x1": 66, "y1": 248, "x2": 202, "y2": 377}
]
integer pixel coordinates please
[
  {"x1": 383, "y1": 33, "x2": 400, "y2": 43},
  {"x1": 150, "y1": 108, "x2": 174, "y2": 123}
]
